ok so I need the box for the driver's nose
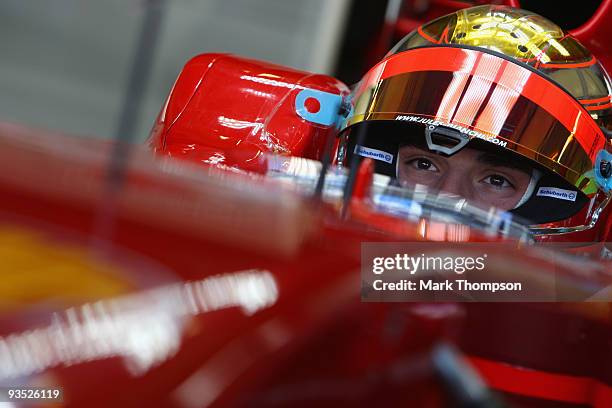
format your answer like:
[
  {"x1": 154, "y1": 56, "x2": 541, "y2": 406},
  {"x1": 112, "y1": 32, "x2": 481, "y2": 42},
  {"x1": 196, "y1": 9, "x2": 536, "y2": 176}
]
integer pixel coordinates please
[{"x1": 436, "y1": 172, "x2": 472, "y2": 200}]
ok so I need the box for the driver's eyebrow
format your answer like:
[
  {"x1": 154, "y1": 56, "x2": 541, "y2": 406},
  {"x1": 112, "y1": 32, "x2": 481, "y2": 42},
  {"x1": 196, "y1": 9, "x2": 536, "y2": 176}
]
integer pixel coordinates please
[{"x1": 476, "y1": 152, "x2": 532, "y2": 175}]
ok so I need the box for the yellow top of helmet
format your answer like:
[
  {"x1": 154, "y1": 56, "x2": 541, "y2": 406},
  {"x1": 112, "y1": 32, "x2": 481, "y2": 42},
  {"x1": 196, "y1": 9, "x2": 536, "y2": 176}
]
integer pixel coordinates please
[
  {"x1": 389, "y1": 5, "x2": 612, "y2": 129},
  {"x1": 391, "y1": 5, "x2": 591, "y2": 65}
]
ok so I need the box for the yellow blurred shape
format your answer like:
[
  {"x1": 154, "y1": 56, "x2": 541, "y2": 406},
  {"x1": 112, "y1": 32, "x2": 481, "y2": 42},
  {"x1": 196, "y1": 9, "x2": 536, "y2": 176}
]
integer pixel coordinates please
[{"x1": 0, "y1": 227, "x2": 129, "y2": 310}]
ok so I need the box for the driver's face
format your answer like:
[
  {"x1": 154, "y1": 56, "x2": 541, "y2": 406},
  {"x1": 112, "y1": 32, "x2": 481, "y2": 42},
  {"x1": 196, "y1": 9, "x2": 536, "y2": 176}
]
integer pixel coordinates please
[{"x1": 397, "y1": 145, "x2": 532, "y2": 210}]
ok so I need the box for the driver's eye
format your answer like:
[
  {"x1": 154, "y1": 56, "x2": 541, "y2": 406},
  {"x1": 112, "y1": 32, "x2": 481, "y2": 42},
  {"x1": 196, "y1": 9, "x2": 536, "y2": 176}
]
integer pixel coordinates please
[
  {"x1": 483, "y1": 174, "x2": 513, "y2": 188},
  {"x1": 407, "y1": 158, "x2": 438, "y2": 172}
]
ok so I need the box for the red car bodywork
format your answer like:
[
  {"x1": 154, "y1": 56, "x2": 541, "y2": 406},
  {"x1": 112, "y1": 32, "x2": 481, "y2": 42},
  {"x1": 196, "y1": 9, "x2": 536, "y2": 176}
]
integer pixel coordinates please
[
  {"x1": 1, "y1": 121, "x2": 611, "y2": 407},
  {"x1": 149, "y1": 53, "x2": 349, "y2": 173},
  {"x1": 1, "y1": 3, "x2": 611, "y2": 408},
  {"x1": 144, "y1": 22, "x2": 612, "y2": 408}
]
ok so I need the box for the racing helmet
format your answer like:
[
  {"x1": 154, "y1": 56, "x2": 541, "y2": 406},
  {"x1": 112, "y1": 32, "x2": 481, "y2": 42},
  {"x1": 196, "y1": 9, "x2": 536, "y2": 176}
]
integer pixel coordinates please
[{"x1": 337, "y1": 5, "x2": 612, "y2": 242}]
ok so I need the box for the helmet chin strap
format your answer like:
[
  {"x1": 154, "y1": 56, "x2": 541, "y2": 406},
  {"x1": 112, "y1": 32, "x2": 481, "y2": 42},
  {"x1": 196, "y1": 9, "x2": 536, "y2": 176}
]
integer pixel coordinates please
[{"x1": 514, "y1": 168, "x2": 542, "y2": 209}]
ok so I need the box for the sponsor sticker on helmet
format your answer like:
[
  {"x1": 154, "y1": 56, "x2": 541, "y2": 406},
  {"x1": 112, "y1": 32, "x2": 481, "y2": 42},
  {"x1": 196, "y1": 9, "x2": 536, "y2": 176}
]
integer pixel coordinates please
[
  {"x1": 536, "y1": 187, "x2": 577, "y2": 202},
  {"x1": 395, "y1": 115, "x2": 508, "y2": 148},
  {"x1": 355, "y1": 145, "x2": 394, "y2": 164}
]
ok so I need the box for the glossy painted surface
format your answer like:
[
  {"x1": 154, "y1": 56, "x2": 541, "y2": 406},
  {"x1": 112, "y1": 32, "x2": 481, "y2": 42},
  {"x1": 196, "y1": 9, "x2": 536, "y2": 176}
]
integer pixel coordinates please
[
  {"x1": 0, "y1": 123, "x2": 474, "y2": 407},
  {"x1": 381, "y1": 0, "x2": 612, "y2": 74},
  {"x1": 143, "y1": 43, "x2": 612, "y2": 406},
  {"x1": 149, "y1": 54, "x2": 349, "y2": 173},
  {"x1": 1, "y1": 123, "x2": 611, "y2": 407},
  {"x1": 1, "y1": 4, "x2": 611, "y2": 404}
]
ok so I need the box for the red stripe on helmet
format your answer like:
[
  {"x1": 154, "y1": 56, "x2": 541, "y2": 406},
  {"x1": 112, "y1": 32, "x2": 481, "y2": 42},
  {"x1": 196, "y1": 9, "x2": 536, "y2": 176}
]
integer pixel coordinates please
[
  {"x1": 579, "y1": 95, "x2": 611, "y2": 105},
  {"x1": 368, "y1": 47, "x2": 606, "y2": 161},
  {"x1": 417, "y1": 25, "x2": 440, "y2": 44},
  {"x1": 586, "y1": 102, "x2": 612, "y2": 111}
]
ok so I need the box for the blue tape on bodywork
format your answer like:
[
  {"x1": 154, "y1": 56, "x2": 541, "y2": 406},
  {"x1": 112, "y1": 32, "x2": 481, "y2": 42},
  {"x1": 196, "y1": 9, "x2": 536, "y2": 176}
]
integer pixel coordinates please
[{"x1": 295, "y1": 88, "x2": 342, "y2": 126}]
